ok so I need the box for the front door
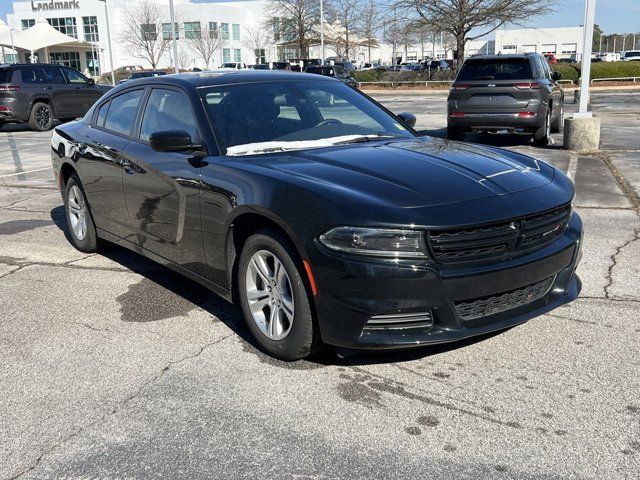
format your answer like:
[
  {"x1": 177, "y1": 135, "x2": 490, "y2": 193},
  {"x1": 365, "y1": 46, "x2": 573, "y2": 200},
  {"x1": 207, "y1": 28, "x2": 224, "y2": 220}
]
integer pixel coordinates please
[
  {"x1": 62, "y1": 67, "x2": 102, "y2": 117},
  {"x1": 122, "y1": 87, "x2": 206, "y2": 273},
  {"x1": 41, "y1": 65, "x2": 72, "y2": 118}
]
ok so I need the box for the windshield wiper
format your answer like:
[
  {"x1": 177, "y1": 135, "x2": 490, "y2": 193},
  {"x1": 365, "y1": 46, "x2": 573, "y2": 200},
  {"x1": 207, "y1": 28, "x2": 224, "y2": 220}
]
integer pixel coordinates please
[{"x1": 331, "y1": 135, "x2": 398, "y2": 145}]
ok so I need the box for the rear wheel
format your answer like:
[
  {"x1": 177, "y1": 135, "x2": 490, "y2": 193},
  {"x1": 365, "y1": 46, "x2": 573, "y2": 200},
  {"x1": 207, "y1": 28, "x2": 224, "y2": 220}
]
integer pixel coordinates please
[
  {"x1": 64, "y1": 174, "x2": 99, "y2": 252},
  {"x1": 28, "y1": 102, "x2": 54, "y2": 131},
  {"x1": 533, "y1": 108, "x2": 551, "y2": 146},
  {"x1": 447, "y1": 125, "x2": 465, "y2": 140},
  {"x1": 550, "y1": 103, "x2": 563, "y2": 133},
  {"x1": 238, "y1": 229, "x2": 320, "y2": 360}
]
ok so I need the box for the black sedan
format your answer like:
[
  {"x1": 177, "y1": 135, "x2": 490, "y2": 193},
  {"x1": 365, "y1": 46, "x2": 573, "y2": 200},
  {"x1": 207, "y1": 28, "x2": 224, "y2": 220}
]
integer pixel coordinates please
[{"x1": 51, "y1": 71, "x2": 582, "y2": 360}]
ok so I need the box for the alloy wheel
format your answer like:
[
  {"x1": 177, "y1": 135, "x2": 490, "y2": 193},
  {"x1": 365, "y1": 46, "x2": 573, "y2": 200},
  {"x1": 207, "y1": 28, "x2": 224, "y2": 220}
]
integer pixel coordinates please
[
  {"x1": 245, "y1": 250, "x2": 295, "y2": 341},
  {"x1": 35, "y1": 106, "x2": 52, "y2": 130},
  {"x1": 67, "y1": 185, "x2": 88, "y2": 241}
]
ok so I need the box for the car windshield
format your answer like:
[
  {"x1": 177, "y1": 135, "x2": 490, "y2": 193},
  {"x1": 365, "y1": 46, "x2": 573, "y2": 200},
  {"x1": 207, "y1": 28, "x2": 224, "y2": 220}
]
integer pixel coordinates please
[
  {"x1": 457, "y1": 58, "x2": 532, "y2": 80},
  {"x1": 201, "y1": 80, "x2": 414, "y2": 155}
]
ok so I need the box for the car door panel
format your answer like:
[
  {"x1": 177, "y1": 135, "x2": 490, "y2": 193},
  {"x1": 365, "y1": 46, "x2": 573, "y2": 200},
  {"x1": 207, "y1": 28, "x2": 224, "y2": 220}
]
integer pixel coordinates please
[{"x1": 41, "y1": 65, "x2": 72, "y2": 117}]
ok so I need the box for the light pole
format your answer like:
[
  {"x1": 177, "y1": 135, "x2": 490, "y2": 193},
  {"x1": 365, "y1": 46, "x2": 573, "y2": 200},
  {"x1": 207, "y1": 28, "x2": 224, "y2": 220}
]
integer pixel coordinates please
[
  {"x1": 97, "y1": 0, "x2": 116, "y2": 85},
  {"x1": 168, "y1": 0, "x2": 179, "y2": 73},
  {"x1": 320, "y1": 0, "x2": 325, "y2": 64},
  {"x1": 577, "y1": 0, "x2": 596, "y2": 116},
  {"x1": 622, "y1": 34, "x2": 626, "y2": 53},
  {"x1": 9, "y1": 28, "x2": 16, "y2": 63}
]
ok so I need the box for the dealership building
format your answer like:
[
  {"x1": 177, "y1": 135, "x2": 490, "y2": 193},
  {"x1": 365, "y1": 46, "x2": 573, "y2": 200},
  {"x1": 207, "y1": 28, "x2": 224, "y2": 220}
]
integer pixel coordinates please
[
  {"x1": 494, "y1": 27, "x2": 584, "y2": 59},
  {"x1": 4, "y1": 0, "x2": 268, "y2": 74}
]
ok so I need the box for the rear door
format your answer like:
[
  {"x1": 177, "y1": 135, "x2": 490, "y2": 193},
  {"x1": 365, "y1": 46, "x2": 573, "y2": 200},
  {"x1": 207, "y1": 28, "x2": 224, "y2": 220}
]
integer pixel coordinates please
[
  {"x1": 453, "y1": 58, "x2": 537, "y2": 112},
  {"x1": 121, "y1": 87, "x2": 206, "y2": 271}
]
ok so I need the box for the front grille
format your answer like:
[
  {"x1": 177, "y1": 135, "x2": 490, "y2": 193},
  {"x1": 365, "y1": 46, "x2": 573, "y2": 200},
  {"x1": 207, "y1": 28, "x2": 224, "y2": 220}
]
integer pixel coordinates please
[
  {"x1": 427, "y1": 205, "x2": 571, "y2": 263},
  {"x1": 454, "y1": 276, "x2": 555, "y2": 321},
  {"x1": 365, "y1": 311, "x2": 433, "y2": 330}
]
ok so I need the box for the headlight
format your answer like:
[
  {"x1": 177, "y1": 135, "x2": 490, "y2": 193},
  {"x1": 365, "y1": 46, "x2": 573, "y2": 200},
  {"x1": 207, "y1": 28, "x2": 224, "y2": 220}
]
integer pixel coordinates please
[{"x1": 319, "y1": 227, "x2": 426, "y2": 258}]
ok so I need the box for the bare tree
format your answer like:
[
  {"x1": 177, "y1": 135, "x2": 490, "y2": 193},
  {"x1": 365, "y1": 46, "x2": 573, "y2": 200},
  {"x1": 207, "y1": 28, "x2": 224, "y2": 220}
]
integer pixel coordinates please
[
  {"x1": 186, "y1": 27, "x2": 224, "y2": 69},
  {"x1": 266, "y1": 0, "x2": 321, "y2": 58},
  {"x1": 178, "y1": 47, "x2": 191, "y2": 70},
  {"x1": 359, "y1": 0, "x2": 380, "y2": 62},
  {"x1": 397, "y1": 0, "x2": 551, "y2": 67},
  {"x1": 330, "y1": 0, "x2": 361, "y2": 59},
  {"x1": 243, "y1": 25, "x2": 274, "y2": 64},
  {"x1": 117, "y1": 0, "x2": 170, "y2": 69}
]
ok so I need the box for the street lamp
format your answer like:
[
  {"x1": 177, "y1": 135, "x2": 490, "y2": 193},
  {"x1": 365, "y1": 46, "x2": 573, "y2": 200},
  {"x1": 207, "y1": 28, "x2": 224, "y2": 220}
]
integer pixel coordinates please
[
  {"x1": 577, "y1": 0, "x2": 596, "y2": 116},
  {"x1": 320, "y1": 0, "x2": 325, "y2": 64},
  {"x1": 168, "y1": 0, "x2": 179, "y2": 73},
  {"x1": 97, "y1": 0, "x2": 115, "y2": 85},
  {"x1": 9, "y1": 28, "x2": 16, "y2": 63}
]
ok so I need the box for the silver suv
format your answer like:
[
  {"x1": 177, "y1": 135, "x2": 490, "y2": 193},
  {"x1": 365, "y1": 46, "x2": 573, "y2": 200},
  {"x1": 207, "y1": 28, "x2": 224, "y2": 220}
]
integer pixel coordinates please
[{"x1": 447, "y1": 53, "x2": 564, "y2": 146}]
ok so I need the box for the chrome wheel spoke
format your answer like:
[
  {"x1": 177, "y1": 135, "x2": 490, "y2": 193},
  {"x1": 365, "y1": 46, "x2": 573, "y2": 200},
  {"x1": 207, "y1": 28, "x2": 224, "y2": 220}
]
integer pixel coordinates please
[
  {"x1": 67, "y1": 185, "x2": 88, "y2": 241},
  {"x1": 268, "y1": 305, "x2": 279, "y2": 338}
]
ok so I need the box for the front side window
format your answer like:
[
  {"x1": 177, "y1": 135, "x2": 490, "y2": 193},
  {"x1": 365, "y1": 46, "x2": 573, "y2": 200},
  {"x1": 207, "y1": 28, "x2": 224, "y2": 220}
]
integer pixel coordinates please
[
  {"x1": 201, "y1": 80, "x2": 414, "y2": 154},
  {"x1": 184, "y1": 21, "x2": 201, "y2": 40},
  {"x1": 140, "y1": 89, "x2": 199, "y2": 143},
  {"x1": 457, "y1": 58, "x2": 533, "y2": 81},
  {"x1": 64, "y1": 67, "x2": 88, "y2": 85},
  {"x1": 220, "y1": 23, "x2": 229, "y2": 40},
  {"x1": 103, "y1": 89, "x2": 144, "y2": 136}
]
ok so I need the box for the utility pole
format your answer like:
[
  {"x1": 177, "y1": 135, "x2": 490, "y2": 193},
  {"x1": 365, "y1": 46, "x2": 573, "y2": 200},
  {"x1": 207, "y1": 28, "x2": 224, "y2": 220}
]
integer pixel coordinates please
[
  {"x1": 97, "y1": 0, "x2": 115, "y2": 85},
  {"x1": 320, "y1": 0, "x2": 325, "y2": 64},
  {"x1": 622, "y1": 35, "x2": 626, "y2": 53},
  {"x1": 169, "y1": 0, "x2": 179, "y2": 73},
  {"x1": 578, "y1": 0, "x2": 596, "y2": 116}
]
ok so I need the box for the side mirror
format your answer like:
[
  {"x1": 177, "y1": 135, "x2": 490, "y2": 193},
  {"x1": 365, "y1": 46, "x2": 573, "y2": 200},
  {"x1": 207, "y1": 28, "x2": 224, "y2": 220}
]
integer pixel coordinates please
[
  {"x1": 397, "y1": 112, "x2": 417, "y2": 128},
  {"x1": 87, "y1": 77, "x2": 95, "y2": 85},
  {"x1": 149, "y1": 130, "x2": 196, "y2": 152},
  {"x1": 552, "y1": 71, "x2": 561, "y2": 81}
]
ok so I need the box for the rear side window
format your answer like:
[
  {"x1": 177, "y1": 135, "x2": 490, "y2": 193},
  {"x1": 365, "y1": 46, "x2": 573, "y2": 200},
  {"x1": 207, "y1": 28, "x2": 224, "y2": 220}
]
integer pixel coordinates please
[
  {"x1": 42, "y1": 65, "x2": 66, "y2": 84},
  {"x1": 103, "y1": 89, "x2": 144, "y2": 136},
  {"x1": 0, "y1": 69, "x2": 12, "y2": 84},
  {"x1": 457, "y1": 59, "x2": 533, "y2": 81},
  {"x1": 95, "y1": 102, "x2": 110, "y2": 128},
  {"x1": 20, "y1": 66, "x2": 45, "y2": 84}
]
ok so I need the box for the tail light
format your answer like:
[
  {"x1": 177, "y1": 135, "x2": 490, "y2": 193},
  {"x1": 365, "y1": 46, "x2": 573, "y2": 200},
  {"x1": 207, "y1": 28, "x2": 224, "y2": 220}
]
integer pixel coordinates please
[
  {"x1": 514, "y1": 82, "x2": 541, "y2": 89},
  {"x1": 0, "y1": 85, "x2": 21, "y2": 91},
  {"x1": 451, "y1": 83, "x2": 470, "y2": 91},
  {"x1": 449, "y1": 112, "x2": 466, "y2": 118},
  {"x1": 517, "y1": 112, "x2": 537, "y2": 118},
  {"x1": 0, "y1": 106, "x2": 10, "y2": 112}
]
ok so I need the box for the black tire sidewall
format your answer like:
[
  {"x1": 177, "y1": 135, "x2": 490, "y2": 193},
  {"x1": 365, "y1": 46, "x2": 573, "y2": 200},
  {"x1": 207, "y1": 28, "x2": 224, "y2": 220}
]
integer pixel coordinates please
[
  {"x1": 64, "y1": 175, "x2": 98, "y2": 252},
  {"x1": 533, "y1": 109, "x2": 550, "y2": 145},
  {"x1": 238, "y1": 230, "x2": 316, "y2": 360}
]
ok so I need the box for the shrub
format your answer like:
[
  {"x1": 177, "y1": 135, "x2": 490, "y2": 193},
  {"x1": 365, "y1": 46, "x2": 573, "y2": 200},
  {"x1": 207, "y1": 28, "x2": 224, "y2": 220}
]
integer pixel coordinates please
[{"x1": 552, "y1": 61, "x2": 640, "y2": 83}]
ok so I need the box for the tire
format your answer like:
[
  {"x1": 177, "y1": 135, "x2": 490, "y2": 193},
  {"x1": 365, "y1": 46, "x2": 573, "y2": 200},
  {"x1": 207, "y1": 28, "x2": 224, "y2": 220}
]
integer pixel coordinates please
[
  {"x1": 28, "y1": 102, "x2": 54, "y2": 131},
  {"x1": 64, "y1": 174, "x2": 99, "y2": 253},
  {"x1": 550, "y1": 102, "x2": 563, "y2": 133},
  {"x1": 238, "y1": 228, "x2": 320, "y2": 360},
  {"x1": 447, "y1": 125, "x2": 464, "y2": 140},
  {"x1": 533, "y1": 108, "x2": 551, "y2": 146}
]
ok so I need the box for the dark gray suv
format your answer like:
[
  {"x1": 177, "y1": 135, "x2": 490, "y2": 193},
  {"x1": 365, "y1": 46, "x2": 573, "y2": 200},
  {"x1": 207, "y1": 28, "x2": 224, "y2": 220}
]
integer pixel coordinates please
[
  {"x1": 447, "y1": 54, "x2": 564, "y2": 145},
  {"x1": 0, "y1": 63, "x2": 111, "y2": 131}
]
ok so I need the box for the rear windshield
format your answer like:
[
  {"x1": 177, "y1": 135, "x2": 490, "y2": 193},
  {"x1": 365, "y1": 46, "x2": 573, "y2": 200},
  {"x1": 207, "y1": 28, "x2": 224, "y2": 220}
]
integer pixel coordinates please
[
  {"x1": 457, "y1": 58, "x2": 532, "y2": 81},
  {"x1": 0, "y1": 69, "x2": 11, "y2": 84}
]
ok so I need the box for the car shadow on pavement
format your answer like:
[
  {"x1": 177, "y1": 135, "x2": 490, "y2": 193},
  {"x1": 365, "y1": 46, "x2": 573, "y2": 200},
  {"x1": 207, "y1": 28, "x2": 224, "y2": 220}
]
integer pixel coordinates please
[
  {"x1": 418, "y1": 128, "x2": 564, "y2": 150},
  {"x1": 50, "y1": 206, "x2": 511, "y2": 367},
  {"x1": 0, "y1": 122, "x2": 61, "y2": 133}
]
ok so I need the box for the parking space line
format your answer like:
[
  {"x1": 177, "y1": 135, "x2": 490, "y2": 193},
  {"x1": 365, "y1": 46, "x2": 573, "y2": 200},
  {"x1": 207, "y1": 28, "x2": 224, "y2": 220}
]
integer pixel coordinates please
[{"x1": 0, "y1": 167, "x2": 51, "y2": 178}]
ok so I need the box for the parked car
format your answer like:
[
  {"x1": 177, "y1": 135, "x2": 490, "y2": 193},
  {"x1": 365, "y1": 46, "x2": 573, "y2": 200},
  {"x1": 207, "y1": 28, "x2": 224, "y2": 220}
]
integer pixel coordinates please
[
  {"x1": 325, "y1": 59, "x2": 356, "y2": 72},
  {"x1": 51, "y1": 70, "x2": 582, "y2": 360},
  {"x1": 252, "y1": 62, "x2": 292, "y2": 71},
  {"x1": 622, "y1": 50, "x2": 640, "y2": 61},
  {"x1": 0, "y1": 63, "x2": 111, "y2": 131},
  {"x1": 447, "y1": 53, "x2": 564, "y2": 145},
  {"x1": 544, "y1": 53, "x2": 557, "y2": 64},
  {"x1": 220, "y1": 62, "x2": 248, "y2": 70},
  {"x1": 304, "y1": 65, "x2": 357, "y2": 88},
  {"x1": 118, "y1": 70, "x2": 167, "y2": 85},
  {"x1": 556, "y1": 57, "x2": 577, "y2": 64},
  {"x1": 422, "y1": 59, "x2": 450, "y2": 70}
]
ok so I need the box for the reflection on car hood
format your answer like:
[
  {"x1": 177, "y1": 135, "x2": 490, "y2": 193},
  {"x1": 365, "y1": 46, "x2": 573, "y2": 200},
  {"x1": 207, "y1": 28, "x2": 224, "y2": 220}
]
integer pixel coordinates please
[{"x1": 260, "y1": 137, "x2": 556, "y2": 208}]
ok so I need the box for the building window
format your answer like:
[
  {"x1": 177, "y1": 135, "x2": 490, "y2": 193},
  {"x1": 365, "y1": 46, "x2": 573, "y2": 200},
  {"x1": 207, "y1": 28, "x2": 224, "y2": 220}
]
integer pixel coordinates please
[
  {"x1": 254, "y1": 49, "x2": 266, "y2": 64},
  {"x1": 232, "y1": 24, "x2": 240, "y2": 41},
  {"x1": 233, "y1": 49, "x2": 241, "y2": 62},
  {"x1": 220, "y1": 23, "x2": 229, "y2": 40},
  {"x1": 21, "y1": 19, "x2": 35, "y2": 30},
  {"x1": 184, "y1": 22, "x2": 201, "y2": 40},
  {"x1": 502, "y1": 44, "x2": 517, "y2": 51},
  {"x1": 222, "y1": 48, "x2": 231, "y2": 63},
  {"x1": 82, "y1": 16, "x2": 99, "y2": 42},
  {"x1": 141, "y1": 24, "x2": 157, "y2": 41},
  {"x1": 49, "y1": 51, "x2": 81, "y2": 71},
  {"x1": 85, "y1": 51, "x2": 100, "y2": 76},
  {"x1": 162, "y1": 23, "x2": 179, "y2": 40},
  {"x1": 47, "y1": 18, "x2": 78, "y2": 38},
  {"x1": 208, "y1": 22, "x2": 218, "y2": 39}
]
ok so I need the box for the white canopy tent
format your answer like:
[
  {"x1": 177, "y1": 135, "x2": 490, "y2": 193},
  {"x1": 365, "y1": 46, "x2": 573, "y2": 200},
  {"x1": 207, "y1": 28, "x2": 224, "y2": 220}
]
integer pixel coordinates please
[{"x1": 0, "y1": 18, "x2": 95, "y2": 65}]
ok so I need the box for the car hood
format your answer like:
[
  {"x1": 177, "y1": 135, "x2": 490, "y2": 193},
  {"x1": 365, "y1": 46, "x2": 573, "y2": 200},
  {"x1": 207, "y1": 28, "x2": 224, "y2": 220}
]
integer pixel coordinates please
[{"x1": 258, "y1": 137, "x2": 555, "y2": 208}]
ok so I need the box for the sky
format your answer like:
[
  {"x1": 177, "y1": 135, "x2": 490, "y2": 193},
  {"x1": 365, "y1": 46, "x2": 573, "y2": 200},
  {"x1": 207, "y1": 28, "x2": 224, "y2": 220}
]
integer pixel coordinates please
[{"x1": 1, "y1": 0, "x2": 638, "y2": 35}]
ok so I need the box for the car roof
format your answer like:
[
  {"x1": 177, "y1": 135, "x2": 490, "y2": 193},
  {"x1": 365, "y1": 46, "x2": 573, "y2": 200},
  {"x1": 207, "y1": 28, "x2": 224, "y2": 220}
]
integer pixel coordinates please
[
  {"x1": 465, "y1": 54, "x2": 538, "y2": 61},
  {"x1": 113, "y1": 70, "x2": 335, "y2": 90}
]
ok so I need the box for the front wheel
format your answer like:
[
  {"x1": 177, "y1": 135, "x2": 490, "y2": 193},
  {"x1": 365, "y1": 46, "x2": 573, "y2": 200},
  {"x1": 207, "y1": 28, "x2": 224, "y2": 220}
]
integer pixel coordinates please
[
  {"x1": 64, "y1": 174, "x2": 99, "y2": 252},
  {"x1": 238, "y1": 229, "x2": 320, "y2": 360}
]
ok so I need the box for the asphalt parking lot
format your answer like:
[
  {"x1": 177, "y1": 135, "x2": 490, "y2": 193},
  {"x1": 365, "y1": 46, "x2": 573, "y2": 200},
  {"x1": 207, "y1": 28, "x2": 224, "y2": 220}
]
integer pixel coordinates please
[{"x1": 1, "y1": 90, "x2": 639, "y2": 479}]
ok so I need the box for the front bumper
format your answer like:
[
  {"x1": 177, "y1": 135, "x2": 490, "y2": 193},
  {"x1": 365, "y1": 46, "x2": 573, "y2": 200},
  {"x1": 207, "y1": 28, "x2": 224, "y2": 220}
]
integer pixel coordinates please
[{"x1": 311, "y1": 213, "x2": 583, "y2": 349}]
